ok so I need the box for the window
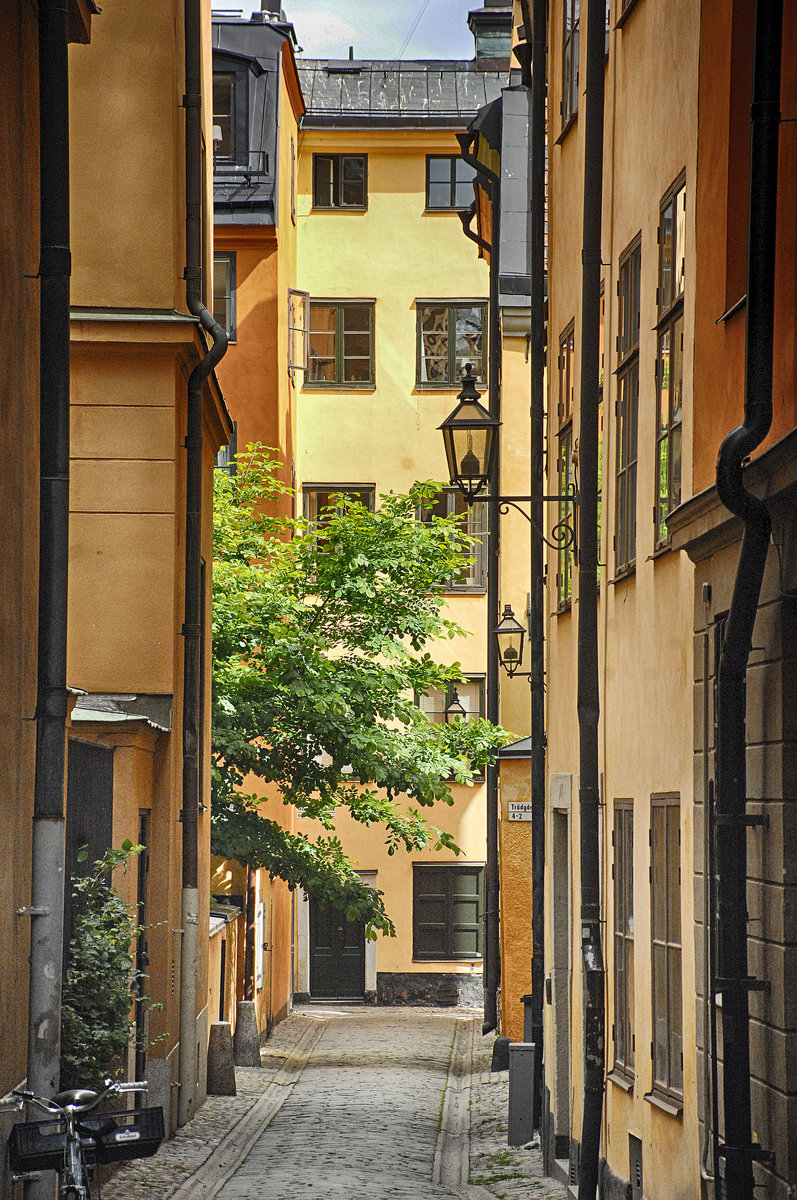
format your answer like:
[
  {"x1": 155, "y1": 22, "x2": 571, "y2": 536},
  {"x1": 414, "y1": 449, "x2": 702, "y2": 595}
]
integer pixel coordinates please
[
  {"x1": 419, "y1": 488, "x2": 487, "y2": 590},
  {"x1": 302, "y1": 485, "x2": 375, "y2": 532},
  {"x1": 213, "y1": 71, "x2": 236, "y2": 159},
  {"x1": 312, "y1": 154, "x2": 367, "y2": 209},
  {"x1": 288, "y1": 289, "x2": 309, "y2": 385},
  {"x1": 615, "y1": 238, "x2": 640, "y2": 575},
  {"x1": 416, "y1": 677, "x2": 485, "y2": 725},
  {"x1": 650, "y1": 795, "x2": 682, "y2": 1101},
  {"x1": 307, "y1": 301, "x2": 375, "y2": 387},
  {"x1": 416, "y1": 302, "x2": 486, "y2": 387},
  {"x1": 655, "y1": 177, "x2": 685, "y2": 547},
  {"x1": 613, "y1": 801, "x2": 634, "y2": 1078},
  {"x1": 213, "y1": 253, "x2": 236, "y2": 342},
  {"x1": 557, "y1": 322, "x2": 575, "y2": 607},
  {"x1": 413, "y1": 864, "x2": 483, "y2": 961},
  {"x1": 216, "y1": 420, "x2": 238, "y2": 476},
  {"x1": 425, "y1": 155, "x2": 477, "y2": 211},
  {"x1": 562, "y1": 0, "x2": 579, "y2": 128},
  {"x1": 212, "y1": 63, "x2": 250, "y2": 168},
  {"x1": 290, "y1": 136, "x2": 296, "y2": 223}
]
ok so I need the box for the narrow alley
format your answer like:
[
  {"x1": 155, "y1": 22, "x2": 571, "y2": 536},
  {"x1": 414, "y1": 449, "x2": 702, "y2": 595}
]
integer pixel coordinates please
[{"x1": 103, "y1": 1007, "x2": 565, "y2": 1200}]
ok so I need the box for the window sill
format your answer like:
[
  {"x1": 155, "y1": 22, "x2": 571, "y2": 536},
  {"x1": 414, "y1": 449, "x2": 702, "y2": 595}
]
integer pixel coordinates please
[
  {"x1": 555, "y1": 599, "x2": 572, "y2": 615},
  {"x1": 311, "y1": 205, "x2": 368, "y2": 214},
  {"x1": 443, "y1": 586, "x2": 487, "y2": 596},
  {"x1": 611, "y1": 564, "x2": 636, "y2": 585},
  {"x1": 555, "y1": 113, "x2": 577, "y2": 146},
  {"x1": 303, "y1": 384, "x2": 376, "y2": 393},
  {"x1": 644, "y1": 1089, "x2": 683, "y2": 1119},
  {"x1": 412, "y1": 957, "x2": 483, "y2": 965},
  {"x1": 651, "y1": 540, "x2": 674, "y2": 560},
  {"x1": 415, "y1": 383, "x2": 472, "y2": 393},
  {"x1": 424, "y1": 207, "x2": 471, "y2": 215},
  {"x1": 607, "y1": 1069, "x2": 634, "y2": 1094}
]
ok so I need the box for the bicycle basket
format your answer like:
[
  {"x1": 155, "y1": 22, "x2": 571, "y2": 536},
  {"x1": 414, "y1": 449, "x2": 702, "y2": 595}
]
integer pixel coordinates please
[
  {"x1": 9, "y1": 1118, "x2": 97, "y2": 1174},
  {"x1": 83, "y1": 1107, "x2": 164, "y2": 1164}
]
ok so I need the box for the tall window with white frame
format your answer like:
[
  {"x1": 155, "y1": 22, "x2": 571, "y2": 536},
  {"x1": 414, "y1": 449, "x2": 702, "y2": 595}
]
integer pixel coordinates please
[
  {"x1": 557, "y1": 322, "x2": 575, "y2": 607},
  {"x1": 562, "y1": 0, "x2": 579, "y2": 128},
  {"x1": 213, "y1": 252, "x2": 236, "y2": 342},
  {"x1": 615, "y1": 238, "x2": 640, "y2": 575},
  {"x1": 613, "y1": 799, "x2": 634, "y2": 1080},
  {"x1": 655, "y1": 175, "x2": 685, "y2": 547},
  {"x1": 650, "y1": 794, "x2": 683, "y2": 1103}
]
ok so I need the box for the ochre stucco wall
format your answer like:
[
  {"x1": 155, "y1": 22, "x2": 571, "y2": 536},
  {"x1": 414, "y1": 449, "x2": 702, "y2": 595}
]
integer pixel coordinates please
[{"x1": 498, "y1": 758, "x2": 533, "y2": 1041}]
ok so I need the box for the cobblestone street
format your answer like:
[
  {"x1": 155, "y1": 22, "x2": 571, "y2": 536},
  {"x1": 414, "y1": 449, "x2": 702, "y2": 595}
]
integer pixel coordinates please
[{"x1": 102, "y1": 1007, "x2": 566, "y2": 1200}]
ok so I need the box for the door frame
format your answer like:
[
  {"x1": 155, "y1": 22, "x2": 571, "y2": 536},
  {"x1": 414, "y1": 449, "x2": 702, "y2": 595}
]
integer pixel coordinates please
[{"x1": 295, "y1": 873, "x2": 377, "y2": 999}]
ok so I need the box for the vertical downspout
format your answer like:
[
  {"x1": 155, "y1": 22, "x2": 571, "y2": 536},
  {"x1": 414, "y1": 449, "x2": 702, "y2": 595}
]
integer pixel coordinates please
[
  {"x1": 485, "y1": 162, "x2": 502, "y2": 1038},
  {"x1": 713, "y1": 4, "x2": 781, "y2": 1198},
  {"x1": 576, "y1": 0, "x2": 606, "y2": 1196},
  {"x1": 180, "y1": 0, "x2": 228, "y2": 1127},
  {"x1": 26, "y1": 8, "x2": 70, "y2": 1194},
  {"x1": 528, "y1": 0, "x2": 547, "y2": 1130},
  {"x1": 458, "y1": 131, "x2": 502, "y2": 1035}
]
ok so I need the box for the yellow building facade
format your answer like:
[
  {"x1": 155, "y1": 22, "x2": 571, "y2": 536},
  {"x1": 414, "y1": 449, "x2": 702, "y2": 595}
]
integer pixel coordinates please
[
  {"x1": 211, "y1": 9, "x2": 519, "y2": 1013},
  {"x1": 539, "y1": 0, "x2": 699, "y2": 1194},
  {"x1": 66, "y1": 0, "x2": 230, "y2": 1135}
]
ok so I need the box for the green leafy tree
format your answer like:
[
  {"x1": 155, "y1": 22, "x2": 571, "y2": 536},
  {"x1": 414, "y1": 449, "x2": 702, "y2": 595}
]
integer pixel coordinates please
[
  {"x1": 61, "y1": 841, "x2": 147, "y2": 1090},
  {"x1": 211, "y1": 446, "x2": 510, "y2": 937}
]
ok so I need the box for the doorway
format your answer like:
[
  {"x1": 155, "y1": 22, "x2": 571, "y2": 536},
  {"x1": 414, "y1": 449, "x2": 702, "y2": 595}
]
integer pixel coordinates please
[{"x1": 309, "y1": 899, "x2": 365, "y2": 1000}]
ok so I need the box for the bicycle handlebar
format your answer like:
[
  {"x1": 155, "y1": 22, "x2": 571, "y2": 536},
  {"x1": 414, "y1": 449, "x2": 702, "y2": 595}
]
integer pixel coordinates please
[{"x1": 9, "y1": 1080, "x2": 149, "y2": 1115}]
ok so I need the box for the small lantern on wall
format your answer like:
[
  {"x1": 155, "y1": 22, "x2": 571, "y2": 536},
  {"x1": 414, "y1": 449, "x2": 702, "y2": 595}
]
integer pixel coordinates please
[
  {"x1": 493, "y1": 604, "x2": 527, "y2": 677},
  {"x1": 437, "y1": 364, "x2": 500, "y2": 503}
]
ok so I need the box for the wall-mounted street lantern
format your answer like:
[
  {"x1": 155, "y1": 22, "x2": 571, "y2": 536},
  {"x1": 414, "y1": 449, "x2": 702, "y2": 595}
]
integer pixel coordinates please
[
  {"x1": 493, "y1": 604, "x2": 530, "y2": 678},
  {"x1": 438, "y1": 365, "x2": 577, "y2": 551},
  {"x1": 444, "y1": 688, "x2": 467, "y2": 722},
  {"x1": 438, "y1": 365, "x2": 501, "y2": 503}
]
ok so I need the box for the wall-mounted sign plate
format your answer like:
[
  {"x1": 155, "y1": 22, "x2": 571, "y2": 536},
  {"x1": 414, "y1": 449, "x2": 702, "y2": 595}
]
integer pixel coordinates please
[{"x1": 508, "y1": 801, "x2": 533, "y2": 821}]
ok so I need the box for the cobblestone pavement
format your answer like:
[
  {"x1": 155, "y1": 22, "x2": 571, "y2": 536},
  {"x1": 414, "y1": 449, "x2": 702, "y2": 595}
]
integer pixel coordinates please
[{"x1": 101, "y1": 1006, "x2": 566, "y2": 1200}]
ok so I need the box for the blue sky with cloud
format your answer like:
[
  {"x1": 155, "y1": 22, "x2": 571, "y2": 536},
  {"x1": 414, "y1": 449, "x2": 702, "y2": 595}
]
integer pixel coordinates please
[{"x1": 211, "y1": 1, "x2": 479, "y2": 60}]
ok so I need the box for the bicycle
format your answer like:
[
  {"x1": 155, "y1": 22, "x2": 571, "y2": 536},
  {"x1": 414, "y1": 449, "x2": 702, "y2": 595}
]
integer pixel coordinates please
[{"x1": 8, "y1": 1079, "x2": 164, "y2": 1200}]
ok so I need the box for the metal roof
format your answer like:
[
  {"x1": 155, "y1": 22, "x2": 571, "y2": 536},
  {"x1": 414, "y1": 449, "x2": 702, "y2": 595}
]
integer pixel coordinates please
[{"x1": 298, "y1": 60, "x2": 506, "y2": 129}]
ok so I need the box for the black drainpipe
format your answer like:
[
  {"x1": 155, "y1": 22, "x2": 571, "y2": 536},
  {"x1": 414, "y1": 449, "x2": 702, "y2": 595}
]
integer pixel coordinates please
[
  {"x1": 458, "y1": 131, "x2": 501, "y2": 1035},
  {"x1": 459, "y1": 134, "x2": 502, "y2": 1036},
  {"x1": 26, "y1": 4, "x2": 71, "y2": 1179},
  {"x1": 528, "y1": 0, "x2": 546, "y2": 1131},
  {"x1": 179, "y1": 0, "x2": 228, "y2": 1127},
  {"x1": 713, "y1": 5, "x2": 782, "y2": 1198},
  {"x1": 576, "y1": 0, "x2": 606, "y2": 1194}
]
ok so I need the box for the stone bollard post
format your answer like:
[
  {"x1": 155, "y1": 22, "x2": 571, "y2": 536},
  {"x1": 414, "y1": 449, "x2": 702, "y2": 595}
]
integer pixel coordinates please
[
  {"x1": 207, "y1": 1021, "x2": 237, "y2": 1095},
  {"x1": 233, "y1": 1000, "x2": 262, "y2": 1067}
]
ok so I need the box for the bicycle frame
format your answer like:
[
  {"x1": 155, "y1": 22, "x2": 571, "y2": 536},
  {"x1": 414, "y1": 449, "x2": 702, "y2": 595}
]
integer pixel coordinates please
[{"x1": 10, "y1": 1079, "x2": 146, "y2": 1199}]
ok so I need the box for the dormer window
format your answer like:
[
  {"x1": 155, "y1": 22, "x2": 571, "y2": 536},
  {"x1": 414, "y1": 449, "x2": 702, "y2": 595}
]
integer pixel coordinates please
[
  {"x1": 212, "y1": 58, "x2": 251, "y2": 169},
  {"x1": 213, "y1": 72, "x2": 235, "y2": 158}
]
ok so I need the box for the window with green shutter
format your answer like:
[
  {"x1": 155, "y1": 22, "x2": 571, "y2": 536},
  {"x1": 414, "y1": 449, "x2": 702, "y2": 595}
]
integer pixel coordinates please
[{"x1": 412, "y1": 865, "x2": 483, "y2": 962}]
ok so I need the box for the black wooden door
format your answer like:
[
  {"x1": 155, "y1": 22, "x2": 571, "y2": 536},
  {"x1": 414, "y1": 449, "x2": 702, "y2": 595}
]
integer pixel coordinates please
[
  {"x1": 64, "y1": 739, "x2": 114, "y2": 956},
  {"x1": 309, "y1": 900, "x2": 365, "y2": 1000}
]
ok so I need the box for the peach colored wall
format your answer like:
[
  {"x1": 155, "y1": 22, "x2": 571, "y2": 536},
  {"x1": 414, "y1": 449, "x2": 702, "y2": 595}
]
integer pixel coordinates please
[
  {"x1": 544, "y1": 1, "x2": 701, "y2": 1192},
  {"x1": 498, "y1": 758, "x2": 533, "y2": 1041},
  {"x1": 692, "y1": 0, "x2": 797, "y2": 496}
]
